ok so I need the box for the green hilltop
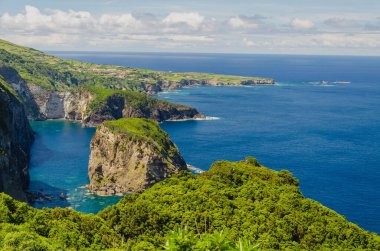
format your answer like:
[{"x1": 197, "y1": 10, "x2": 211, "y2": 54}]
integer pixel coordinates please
[{"x1": 103, "y1": 118, "x2": 179, "y2": 156}]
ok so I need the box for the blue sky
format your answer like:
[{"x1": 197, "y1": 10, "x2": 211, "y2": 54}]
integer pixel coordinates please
[{"x1": 1, "y1": 0, "x2": 379, "y2": 55}]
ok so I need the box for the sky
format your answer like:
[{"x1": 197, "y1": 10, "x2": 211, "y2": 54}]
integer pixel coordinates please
[{"x1": 0, "y1": 0, "x2": 380, "y2": 55}]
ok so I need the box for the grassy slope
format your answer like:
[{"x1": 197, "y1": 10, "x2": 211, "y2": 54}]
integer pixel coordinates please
[
  {"x1": 0, "y1": 39, "x2": 272, "y2": 91},
  {"x1": 103, "y1": 118, "x2": 178, "y2": 157},
  {"x1": 0, "y1": 158, "x2": 379, "y2": 250}
]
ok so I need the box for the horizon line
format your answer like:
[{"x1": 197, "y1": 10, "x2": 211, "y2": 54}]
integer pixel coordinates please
[{"x1": 45, "y1": 50, "x2": 380, "y2": 58}]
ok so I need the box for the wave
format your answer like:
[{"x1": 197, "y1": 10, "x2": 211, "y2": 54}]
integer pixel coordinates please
[{"x1": 166, "y1": 116, "x2": 220, "y2": 122}]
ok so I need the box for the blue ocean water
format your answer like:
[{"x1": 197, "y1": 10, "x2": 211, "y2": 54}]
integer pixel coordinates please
[
  {"x1": 36, "y1": 52, "x2": 380, "y2": 233},
  {"x1": 29, "y1": 120, "x2": 121, "y2": 213}
]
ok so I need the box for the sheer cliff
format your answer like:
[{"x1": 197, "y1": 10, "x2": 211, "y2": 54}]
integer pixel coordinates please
[{"x1": 0, "y1": 77, "x2": 34, "y2": 201}]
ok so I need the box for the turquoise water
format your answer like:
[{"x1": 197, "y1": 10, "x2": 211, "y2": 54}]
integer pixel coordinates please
[
  {"x1": 34, "y1": 52, "x2": 380, "y2": 233},
  {"x1": 29, "y1": 121, "x2": 121, "y2": 213}
]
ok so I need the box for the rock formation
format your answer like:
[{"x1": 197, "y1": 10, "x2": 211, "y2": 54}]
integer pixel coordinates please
[
  {"x1": 88, "y1": 118, "x2": 187, "y2": 195},
  {"x1": 0, "y1": 77, "x2": 34, "y2": 201}
]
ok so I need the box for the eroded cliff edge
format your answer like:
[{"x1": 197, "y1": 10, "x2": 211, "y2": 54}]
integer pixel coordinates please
[
  {"x1": 0, "y1": 77, "x2": 34, "y2": 201},
  {"x1": 88, "y1": 118, "x2": 187, "y2": 195}
]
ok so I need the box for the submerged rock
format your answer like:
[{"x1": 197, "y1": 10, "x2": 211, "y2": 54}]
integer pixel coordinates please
[{"x1": 88, "y1": 118, "x2": 187, "y2": 195}]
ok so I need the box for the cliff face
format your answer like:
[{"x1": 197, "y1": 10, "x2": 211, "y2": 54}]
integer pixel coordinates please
[
  {"x1": 88, "y1": 118, "x2": 187, "y2": 195},
  {"x1": 0, "y1": 66, "x2": 203, "y2": 126},
  {"x1": 0, "y1": 66, "x2": 43, "y2": 120},
  {"x1": 0, "y1": 77, "x2": 34, "y2": 201}
]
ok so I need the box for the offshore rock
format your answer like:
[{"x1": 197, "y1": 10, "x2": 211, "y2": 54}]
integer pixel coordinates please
[{"x1": 88, "y1": 118, "x2": 187, "y2": 195}]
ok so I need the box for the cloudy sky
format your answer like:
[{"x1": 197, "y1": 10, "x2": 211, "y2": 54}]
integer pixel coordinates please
[{"x1": 1, "y1": 0, "x2": 380, "y2": 55}]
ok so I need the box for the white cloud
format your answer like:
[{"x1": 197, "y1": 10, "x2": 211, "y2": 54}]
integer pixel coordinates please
[
  {"x1": 162, "y1": 12, "x2": 204, "y2": 29},
  {"x1": 243, "y1": 38, "x2": 256, "y2": 47},
  {"x1": 0, "y1": 5, "x2": 379, "y2": 55},
  {"x1": 229, "y1": 16, "x2": 250, "y2": 28},
  {"x1": 241, "y1": 33, "x2": 380, "y2": 52},
  {"x1": 99, "y1": 14, "x2": 142, "y2": 32},
  {"x1": 168, "y1": 35, "x2": 213, "y2": 42},
  {"x1": 0, "y1": 5, "x2": 144, "y2": 35},
  {"x1": 227, "y1": 15, "x2": 266, "y2": 30},
  {"x1": 229, "y1": 17, "x2": 254, "y2": 29},
  {"x1": 290, "y1": 18, "x2": 315, "y2": 30}
]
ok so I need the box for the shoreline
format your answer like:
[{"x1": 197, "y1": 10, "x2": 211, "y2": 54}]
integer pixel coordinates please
[{"x1": 187, "y1": 164, "x2": 205, "y2": 174}]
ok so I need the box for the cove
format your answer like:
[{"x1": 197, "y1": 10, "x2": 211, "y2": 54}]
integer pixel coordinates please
[{"x1": 29, "y1": 120, "x2": 121, "y2": 213}]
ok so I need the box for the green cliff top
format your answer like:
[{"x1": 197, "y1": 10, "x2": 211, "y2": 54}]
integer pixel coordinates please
[
  {"x1": 103, "y1": 118, "x2": 177, "y2": 154},
  {"x1": 0, "y1": 38, "x2": 272, "y2": 91},
  {"x1": 104, "y1": 118, "x2": 163, "y2": 138}
]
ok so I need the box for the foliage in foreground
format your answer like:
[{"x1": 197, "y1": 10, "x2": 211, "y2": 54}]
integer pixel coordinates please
[
  {"x1": 0, "y1": 158, "x2": 379, "y2": 250},
  {"x1": 164, "y1": 226, "x2": 260, "y2": 251},
  {"x1": 0, "y1": 194, "x2": 121, "y2": 250},
  {"x1": 100, "y1": 157, "x2": 380, "y2": 250}
]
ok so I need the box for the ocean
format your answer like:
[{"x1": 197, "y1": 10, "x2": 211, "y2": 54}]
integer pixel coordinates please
[{"x1": 30, "y1": 51, "x2": 380, "y2": 233}]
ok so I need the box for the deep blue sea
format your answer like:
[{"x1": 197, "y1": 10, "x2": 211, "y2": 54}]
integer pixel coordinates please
[{"x1": 32, "y1": 52, "x2": 380, "y2": 233}]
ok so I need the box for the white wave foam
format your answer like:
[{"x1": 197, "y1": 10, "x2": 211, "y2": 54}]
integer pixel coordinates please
[{"x1": 166, "y1": 116, "x2": 220, "y2": 122}]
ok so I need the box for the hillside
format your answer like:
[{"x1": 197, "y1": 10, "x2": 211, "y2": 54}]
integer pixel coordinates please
[
  {"x1": 0, "y1": 39, "x2": 274, "y2": 93},
  {"x1": 100, "y1": 158, "x2": 380, "y2": 250},
  {"x1": 0, "y1": 158, "x2": 379, "y2": 250}
]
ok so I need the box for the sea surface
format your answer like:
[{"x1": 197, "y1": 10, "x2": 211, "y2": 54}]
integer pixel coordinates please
[
  {"x1": 29, "y1": 120, "x2": 121, "y2": 213},
  {"x1": 31, "y1": 52, "x2": 380, "y2": 233}
]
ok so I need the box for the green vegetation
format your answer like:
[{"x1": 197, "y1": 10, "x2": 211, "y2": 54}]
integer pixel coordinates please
[
  {"x1": 100, "y1": 158, "x2": 380, "y2": 250},
  {"x1": 0, "y1": 158, "x2": 379, "y2": 250},
  {"x1": 0, "y1": 76, "x2": 18, "y2": 98},
  {"x1": 0, "y1": 39, "x2": 272, "y2": 92},
  {"x1": 84, "y1": 85, "x2": 189, "y2": 115},
  {"x1": 103, "y1": 118, "x2": 178, "y2": 158},
  {"x1": 0, "y1": 193, "x2": 120, "y2": 250},
  {"x1": 164, "y1": 226, "x2": 260, "y2": 251}
]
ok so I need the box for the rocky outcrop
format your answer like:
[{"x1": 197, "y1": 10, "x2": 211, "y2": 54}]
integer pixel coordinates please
[
  {"x1": 83, "y1": 93, "x2": 204, "y2": 127},
  {"x1": 88, "y1": 118, "x2": 187, "y2": 195},
  {"x1": 0, "y1": 77, "x2": 34, "y2": 201},
  {"x1": 153, "y1": 78, "x2": 275, "y2": 93}
]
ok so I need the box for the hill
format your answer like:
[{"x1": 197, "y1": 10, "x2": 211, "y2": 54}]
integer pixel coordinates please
[
  {"x1": 1, "y1": 158, "x2": 379, "y2": 250},
  {"x1": 0, "y1": 39, "x2": 274, "y2": 93}
]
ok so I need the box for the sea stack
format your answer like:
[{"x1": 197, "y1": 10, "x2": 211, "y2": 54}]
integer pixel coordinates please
[{"x1": 88, "y1": 118, "x2": 187, "y2": 195}]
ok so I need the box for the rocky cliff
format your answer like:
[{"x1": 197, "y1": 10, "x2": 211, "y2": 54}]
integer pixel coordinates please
[
  {"x1": 0, "y1": 77, "x2": 34, "y2": 201},
  {"x1": 88, "y1": 118, "x2": 187, "y2": 195},
  {"x1": 0, "y1": 66, "x2": 203, "y2": 126},
  {"x1": 83, "y1": 88, "x2": 203, "y2": 126}
]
